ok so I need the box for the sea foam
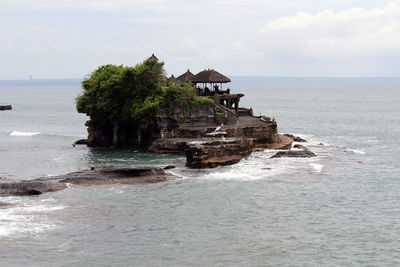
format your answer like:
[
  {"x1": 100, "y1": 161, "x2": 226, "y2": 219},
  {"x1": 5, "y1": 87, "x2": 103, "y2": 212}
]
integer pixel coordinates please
[
  {"x1": 9, "y1": 131, "x2": 40, "y2": 136},
  {"x1": 0, "y1": 198, "x2": 65, "y2": 238}
]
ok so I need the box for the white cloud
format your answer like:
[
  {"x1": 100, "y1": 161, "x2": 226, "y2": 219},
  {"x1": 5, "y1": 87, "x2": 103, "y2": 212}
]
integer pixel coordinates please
[{"x1": 258, "y1": 1, "x2": 400, "y2": 60}]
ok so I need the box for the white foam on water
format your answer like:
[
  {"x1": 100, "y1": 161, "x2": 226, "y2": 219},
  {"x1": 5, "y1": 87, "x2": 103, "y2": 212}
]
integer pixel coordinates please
[
  {"x1": 9, "y1": 131, "x2": 40, "y2": 136},
  {"x1": 199, "y1": 151, "x2": 300, "y2": 181},
  {"x1": 346, "y1": 148, "x2": 366, "y2": 155},
  {"x1": 310, "y1": 163, "x2": 323, "y2": 173},
  {"x1": 0, "y1": 198, "x2": 65, "y2": 238}
]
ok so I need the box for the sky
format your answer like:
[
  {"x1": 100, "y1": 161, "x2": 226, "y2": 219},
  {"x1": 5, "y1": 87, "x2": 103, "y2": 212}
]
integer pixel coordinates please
[{"x1": 1, "y1": 0, "x2": 400, "y2": 79}]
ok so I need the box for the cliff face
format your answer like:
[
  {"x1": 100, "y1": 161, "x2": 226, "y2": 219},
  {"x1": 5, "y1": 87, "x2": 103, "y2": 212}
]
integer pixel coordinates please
[
  {"x1": 84, "y1": 100, "x2": 280, "y2": 153},
  {"x1": 86, "y1": 120, "x2": 160, "y2": 148},
  {"x1": 85, "y1": 101, "x2": 219, "y2": 147}
]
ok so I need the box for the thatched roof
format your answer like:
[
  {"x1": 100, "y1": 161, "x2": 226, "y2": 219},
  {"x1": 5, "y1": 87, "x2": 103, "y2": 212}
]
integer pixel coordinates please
[
  {"x1": 148, "y1": 53, "x2": 158, "y2": 61},
  {"x1": 176, "y1": 69, "x2": 195, "y2": 83},
  {"x1": 167, "y1": 74, "x2": 178, "y2": 83},
  {"x1": 192, "y1": 69, "x2": 231, "y2": 83}
]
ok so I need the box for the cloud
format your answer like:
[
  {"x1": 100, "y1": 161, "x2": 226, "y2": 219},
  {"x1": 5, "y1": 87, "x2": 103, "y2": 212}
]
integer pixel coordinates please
[{"x1": 258, "y1": 1, "x2": 400, "y2": 60}]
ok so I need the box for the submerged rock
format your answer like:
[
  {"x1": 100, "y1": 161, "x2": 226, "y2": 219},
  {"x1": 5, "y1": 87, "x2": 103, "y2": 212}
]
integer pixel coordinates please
[
  {"x1": 163, "y1": 165, "x2": 176, "y2": 170},
  {"x1": 0, "y1": 201, "x2": 15, "y2": 208},
  {"x1": 0, "y1": 167, "x2": 175, "y2": 197},
  {"x1": 271, "y1": 144, "x2": 316, "y2": 158}
]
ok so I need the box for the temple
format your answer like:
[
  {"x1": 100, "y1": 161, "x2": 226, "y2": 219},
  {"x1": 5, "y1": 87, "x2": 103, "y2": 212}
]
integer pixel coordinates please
[
  {"x1": 169, "y1": 68, "x2": 244, "y2": 115},
  {"x1": 83, "y1": 54, "x2": 294, "y2": 169}
]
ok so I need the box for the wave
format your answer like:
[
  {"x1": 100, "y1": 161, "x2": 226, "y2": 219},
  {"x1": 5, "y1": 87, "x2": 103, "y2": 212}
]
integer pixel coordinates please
[
  {"x1": 0, "y1": 198, "x2": 65, "y2": 238},
  {"x1": 9, "y1": 131, "x2": 40, "y2": 136},
  {"x1": 346, "y1": 148, "x2": 366, "y2": 155},
  {"x1": 310, "y1": 163, "x2": 323, "y2": 173}
]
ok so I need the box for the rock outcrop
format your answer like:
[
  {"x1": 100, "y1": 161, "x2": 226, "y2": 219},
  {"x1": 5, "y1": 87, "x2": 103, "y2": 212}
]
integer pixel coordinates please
[
  {"x1": 150, "y1": 134, "x2": 293, "y2": 169},
  {"x1": 185, "y1": 138, "x2": 255, "y2": 168},
  {"x1": 0, "y1": 105, "x2": 12, "y2": 111},
  {"x1": 283, "y1": 134, "x2": 307, "y2": 142},
  {"x1": 0, "y1": 167, "x2": 175, "y2": 197},
  {"x1": 271, "y1": 144, "x2": 316, "y2": 158},
  {"x1": 73, "y1": 139, "x2": 88, "y2": 146}
]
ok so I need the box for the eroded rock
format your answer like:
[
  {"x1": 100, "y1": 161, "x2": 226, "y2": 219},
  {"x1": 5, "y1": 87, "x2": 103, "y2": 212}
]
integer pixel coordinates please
[
  {"x1": 284, "y1": 134, "x2": 307, "y2": 142},
  {"x1": 0, "y1": 167, "x2": 175, "y2": 197},
  {"x1": 73, "y1": 139, "x2": 88, "y2": 146},
  {"x1": 271, "y1": 144, "x2": 316, "y2": 158},
  {"x1": 185, "y1": 138, "x2": 254, "y2": 168}
]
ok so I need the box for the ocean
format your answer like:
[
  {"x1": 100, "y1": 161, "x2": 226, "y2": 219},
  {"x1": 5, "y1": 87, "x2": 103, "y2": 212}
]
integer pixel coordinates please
[{"x1": 1, "y1": 78, "x2": 400, "y2": 266}]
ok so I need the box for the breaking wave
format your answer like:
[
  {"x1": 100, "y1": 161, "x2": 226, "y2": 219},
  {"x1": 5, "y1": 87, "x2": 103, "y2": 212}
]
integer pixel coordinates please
[
  {"x1": 9, "y1": 131, "x2": 40, "y2": 136},
  {"x1": 0, "y1": 198, "x2": 65, "y2": 238}
]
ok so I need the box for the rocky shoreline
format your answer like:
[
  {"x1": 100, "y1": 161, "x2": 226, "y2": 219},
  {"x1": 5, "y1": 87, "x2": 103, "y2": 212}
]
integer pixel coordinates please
[
  {"x1": 0, "y1": 167, "x2": 175, "y2": 197},
  {"x1": 150, "y1": 134, "x2": 295, "y2": 168}
]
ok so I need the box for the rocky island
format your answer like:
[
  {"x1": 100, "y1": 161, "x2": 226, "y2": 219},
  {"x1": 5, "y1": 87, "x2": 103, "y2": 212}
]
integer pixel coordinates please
[{"x1": 75, "y1": 54, "x2": 310, "y2": 168}]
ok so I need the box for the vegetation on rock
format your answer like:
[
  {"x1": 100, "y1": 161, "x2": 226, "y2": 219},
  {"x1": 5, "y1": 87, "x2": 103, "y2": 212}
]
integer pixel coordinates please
[
  {"x1": 76, "y1": 57, "x2": 214, "y2": 146},
  {"x1": 215, "y1": 112, "x2": 226, "y2": 124}
]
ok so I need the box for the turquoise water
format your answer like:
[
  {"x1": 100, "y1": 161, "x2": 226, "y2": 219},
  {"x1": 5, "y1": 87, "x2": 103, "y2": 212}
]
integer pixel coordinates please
[{"x1": 1, "y1": 79, "x2": 400, "y2": 266}]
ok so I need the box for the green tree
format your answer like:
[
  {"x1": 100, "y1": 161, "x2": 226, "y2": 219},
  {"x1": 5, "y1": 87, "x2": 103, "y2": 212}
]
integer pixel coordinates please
[{"x1": 76, "y1": 58, "x2": 166, "y2": 146}]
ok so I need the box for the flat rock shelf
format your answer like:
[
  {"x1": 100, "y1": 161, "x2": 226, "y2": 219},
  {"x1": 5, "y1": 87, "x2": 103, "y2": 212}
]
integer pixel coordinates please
[{"x1": 0, "y1": 167, "x2": 176, "y2": 197}]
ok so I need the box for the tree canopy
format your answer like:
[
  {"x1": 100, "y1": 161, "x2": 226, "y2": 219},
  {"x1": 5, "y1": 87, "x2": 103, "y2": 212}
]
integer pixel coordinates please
[{"x1": 76, "y1": 58, "x2": 166, "y2": 125}]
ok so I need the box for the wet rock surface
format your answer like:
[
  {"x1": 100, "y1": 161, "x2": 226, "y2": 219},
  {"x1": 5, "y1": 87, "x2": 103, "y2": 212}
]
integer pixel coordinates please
[
  {"x1": 283, "y1": 134, "x2": 307, "y2": 142},
  {"x1": 185, "y1": 138, "x2": 255, "y2": 168},
  {"x1": 0, "y1": 167, "x2": 175, "y2": 197},
  {"x1": 271, "y1": 144, "x2": 316, "y2": 158},
  {"x1": 73, "y1": 139, "x2": 88, "y2": 146},
  {"x1": 0, "y1": 105, "x2": 12, "y2": 111},
  {"x1": 149, "y1": 138, "x2": 191, "y2": 153}
]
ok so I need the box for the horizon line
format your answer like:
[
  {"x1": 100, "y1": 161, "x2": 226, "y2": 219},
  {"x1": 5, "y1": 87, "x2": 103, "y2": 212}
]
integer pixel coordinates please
[{"x1": 1, "y1": 75, "x2": 400, "y2": 82}]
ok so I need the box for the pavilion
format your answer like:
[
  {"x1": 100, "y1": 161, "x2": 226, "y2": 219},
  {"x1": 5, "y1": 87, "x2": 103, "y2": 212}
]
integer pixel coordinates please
[
  {"x1": 191, "y1": 69, "x2": 231, "y2": 94},
  {"x1": 191, "y1": 69, "x2": 243, "y2": 114},
  {"x1": 176, "y1": 69, "x2": 195, "y2": 83}
]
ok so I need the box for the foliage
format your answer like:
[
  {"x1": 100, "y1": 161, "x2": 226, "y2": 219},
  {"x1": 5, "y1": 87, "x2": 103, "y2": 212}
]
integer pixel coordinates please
[
  {"x1": 160, "y1": 82, "x2": 196, "y2": 115},
  {"x1": 76, "y1": 58, "x2": 166, "y2": 125},
  {"x1": 194, "y1": 97, "x2": 214, "y2": 105},
  {"x1": 76, "y1": 57, "x2": 216, "y2": 128},
  {"x1": 215, "y1": 112, "x2": 226, "y2": 124}
]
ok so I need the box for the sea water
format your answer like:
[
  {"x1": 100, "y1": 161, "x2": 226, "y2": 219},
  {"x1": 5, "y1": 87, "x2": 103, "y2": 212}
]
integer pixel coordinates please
[{"x1": 0, "y1": 78, "x2": 400, "y2": 266}]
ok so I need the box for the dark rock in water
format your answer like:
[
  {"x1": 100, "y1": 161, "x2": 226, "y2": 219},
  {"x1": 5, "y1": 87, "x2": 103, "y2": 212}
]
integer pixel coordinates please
[
  {"x1": 284, "y1": 134, "x2": 307, "y2": 142},
  {"x1": 271, "y1": 144, "x2": 316, "y2": 158},
  {"x1": 0, "y1": 201, "x2": 15, "y2": 208},
  {"x1": 0, "y1": 105, "x2": 12, "y2": 111},
  {"x1": 164, "y1": 165, "x2": 176, "y2": 170},
  {"x1": 73, "y1": 139, "x2": 88, "y2": 146},
  {"x1": 185, "y1": 138, "x2": 254, "y2": 168},
  {"x1": 0, "y1": 167, "x2": 175, "y2": 197}
]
